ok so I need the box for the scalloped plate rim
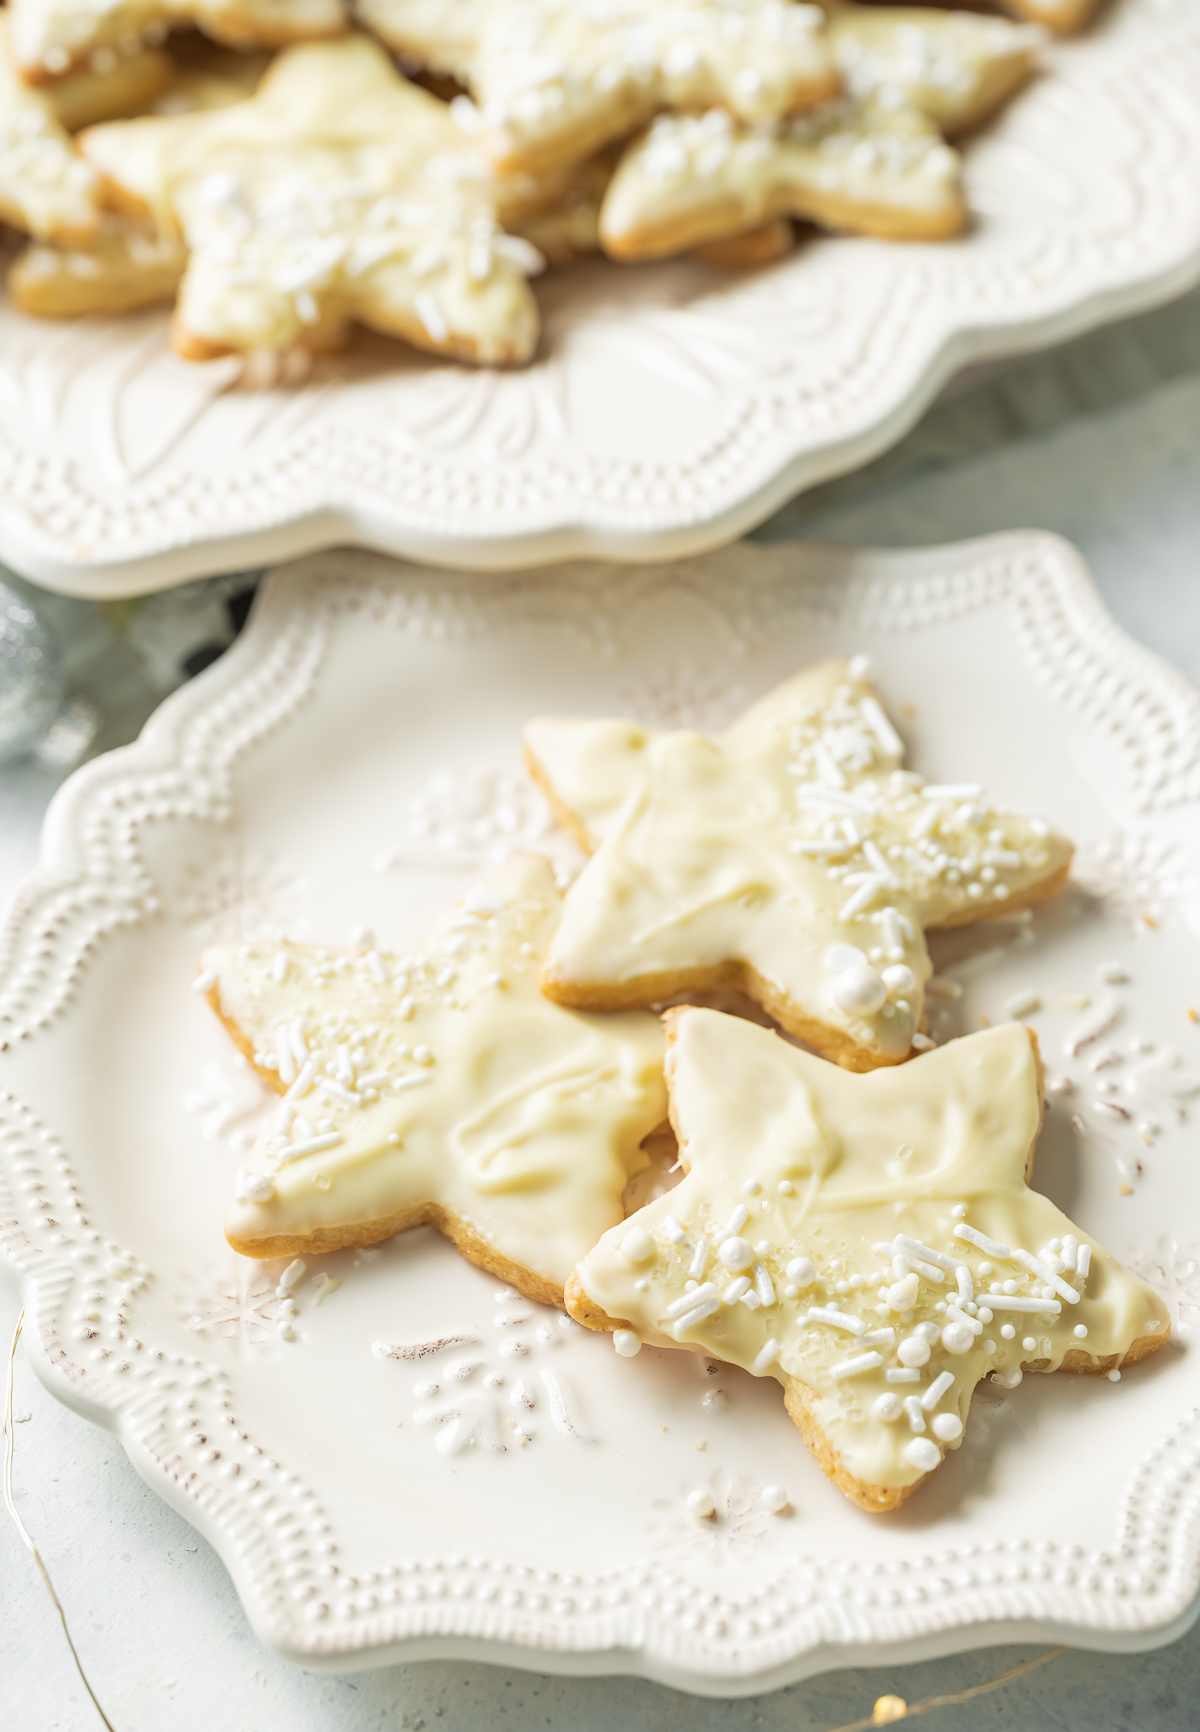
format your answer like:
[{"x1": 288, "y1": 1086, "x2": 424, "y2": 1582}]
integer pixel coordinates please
[{"x1": 3, "y1": 529, "x2": 1200, "y2": 1692}]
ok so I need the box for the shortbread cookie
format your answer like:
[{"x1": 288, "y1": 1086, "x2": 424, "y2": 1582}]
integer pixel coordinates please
[
  {"x1": 896, "y1": 0, "x2": 1099, "y2": 33},
  {"x1": 10, "y1": 215, "x2": 184, "y2": 315},
  {"x1": 567, "y1": 1012, "x2": 1169, "y2": 1510},
  {"x1": 201, "y1": 854, "x2": 667, "y2": 1306},
  {"x1": 600, "y1": 99, "x2": 964, "y2": 259},
  {"x1": 11, "y1": 0, "x2": 343, "y2": 84},
  {"x1": 600, "y1": 6, "x2": 1037, "y2": 261},
  {"x1": 359, "y1": 0, "x2": 840, "y2": 174},
  {"x1": 524, "y1": 658, "x2": 1072, "y2": 1070},
  {"x1": 0, "y1": 17, "x2": 98, "y2": 241},
  {"x1": 80, "y1": 35, "x2": 548, "y2": 363},
  {"x1": 828, "y1": 6, "x2": 1039, "y2": 137}
]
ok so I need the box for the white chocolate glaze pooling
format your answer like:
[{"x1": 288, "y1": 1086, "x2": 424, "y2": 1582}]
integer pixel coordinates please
[
  {"x1": 525, "y1": 658, "x2": 1073, "y2": 1069},
  {"x1": 205, "y1": 854, "x2": 666, "y2": 1298},
  {"x1": 571, "y1": 1012, "x2": 1169, "y2": 1504}
]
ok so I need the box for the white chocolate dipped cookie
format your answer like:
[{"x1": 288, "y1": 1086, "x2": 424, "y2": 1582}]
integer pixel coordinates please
[
  {"x1": 358, "y1": 0, "x2": 839, "y2": 174},
  {"x1": 567, "y1": 1011, "x2": 1169, "y2": 1511},
  {"x1": 524, "y1": 657, "x2": 1072, "y2": 1071},
  {"x1": 10, "y1": 0, "x2": 345, "y2": 84},
  {"x1": 200, "y1": 854, "x2": 667, "y2": 1307},
  {"x1": 79, "y1": 34, "x2": 549, "y2": 363},
  {"x1": 599, "y1": 6, "x2": 1038, "y2": 261},
  {"x1": 600, "y1": 100, "x2": 964, "y2": 260},
  {"x1": 0, "y1": 15, "x2": 99, "y2": 241}
]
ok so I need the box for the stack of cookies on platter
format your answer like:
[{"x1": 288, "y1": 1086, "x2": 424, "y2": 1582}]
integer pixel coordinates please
[
  {"x1": 1, "y1": 0, "x2": 1103, "y2": 371},
  {"x1": 198, "y1": 656, "x2": 1170, "y2": 1513}
]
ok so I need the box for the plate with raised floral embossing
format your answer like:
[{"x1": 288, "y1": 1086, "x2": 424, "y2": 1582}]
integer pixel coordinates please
[
  {"x1": 5, "y1": 0, "x2": 1200, "y2": 599},
  {"x1": 2, "y1": 531, "x2": 1199, "y2": 1692}
]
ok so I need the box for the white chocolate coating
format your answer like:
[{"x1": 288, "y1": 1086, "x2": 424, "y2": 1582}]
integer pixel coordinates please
[
  {"x1": 360, "y1": 0, "x2": 838, "y2": 173},
  {"x1": 526, "y1": 658, "x2": 1073, "y2": 1068},
  {"x1": 208, "y1": 854, "x2": 666, "y2": 1295},
  {"x1": 11, "y1": 0, "x2": 344, "y2": 82},
  {"x1": 573, "y1": 1011, "x2": 1169, "y2": 1495},
  {"x1": 0, "y1": 16, "x2": 98, "y2": 242},
  {"x1": 80, "y1": 35, "x2": 547, "y2": 363}
]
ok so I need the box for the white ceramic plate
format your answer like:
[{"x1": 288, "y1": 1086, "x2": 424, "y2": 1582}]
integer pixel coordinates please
[
  {"x1": 6, "y1": 0, "x2": 1200, "y2": 600},
  {"x1": 2, "y1": 531, "x2": 1200, "y2": 1692}
]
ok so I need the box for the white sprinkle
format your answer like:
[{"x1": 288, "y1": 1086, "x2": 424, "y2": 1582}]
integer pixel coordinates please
[
  {"x1": 785, "y1": 1257, "x2": 815, "y2": 1286},
  {"x1": 1076, "y1": 1245, "x2": 1092, "y2": 1279},
  {"x1": 760, "y1": 1484, "x2": 788, "y2": 1514},
  {"x1": 753, "y1": 1262, "x2": 776, "y2": 1306},
  {"x1": 620, "y1": 1226, "x2": 657, "y2": 1264},
  {"x1": 664, "y1": 1215, "x2": 688, "y2": 1245},
  {"x1": 415, "y1": 291, "x2": 448, "y2": 343},
  {"x1": 807, "y1": 1307, "x2": 866, "y2": 1336},
  {"x1": 687, "y1": 1489, "x2": 715, "y2": 1519},
  {"x1": 672, "y1": 1297, "x2": 720, "y2": 1338},
  {"x1": 921, "y1": 1371, "x2": 955, "y2": 1411},
  {"x1": 279, "y1": 1132, "x2": 343, "y2": 1163},
  {"x1": 1013, "y1": 1249, "x2": 1080, "y2": 1304},
  {"x1": 666, "y1": 1283, "x2": 718, "y2": 1319},
  {"x1": 857, "y1": 1328, "x2": 896, "y2": 1349},
  {"x1": 954, "y1": 1224, "x2": 1010, "y2": 1259},
  {"x1": 723, "y1": 1205, "x2": 749, "y2": 1237},
  {"x1": 893, "y1": 1234, "x2": 956, "y2": 1272},
  {"x1": 1060, "y1": 1235, "x2": 1078, "y2": 1272},
  {"x1": 279, "y1": 1260, "x2": 307, "y2": 1292},
  {"x1": 752, "y1": 1339, "x2": 781, "y2": 1374},
  {"x1": 922, "y1": 784, "x2": 983, "y2": 801},
  {"x1": 613, "y1": 1330, "x2": 641, "y2": 1358},
  {"x1": 956, "y1": 1265, "x2": 974, "y2": 1304},
  {"x1": 192, "y1": 969, "x2": 217, "y2": 994},
  {"x1": 904, "y1": 1437, "x2": 941, "y2": 1472},
  {"x1": 986, "y1": 1295, "x2": 1062, "y2": 1315},
  {"x1": 859, "y1": 695, "x2": 903, "y2": 757},
  {"x1": 1005, "y1": 990, "x2": 1042, "y2": 1018},
  {"x1": 886, "y1": 1367, "x2": 921, "y2": 1383},
  {"x1": 903, "y1": 1396, "x2": 926, "y2": 1433},
  {"x1": 687, "y1": 1242, "x2": 709, "y2": 1281},
  {"x1": 873, "y1": 1392, "x2": 902, "y2": 1421},
  {"x1": 234, "y1": 1169, "x2": 275, "y2": 1203},
  {"x1": 722, "y1": 1276, "x2": 752, "y2": 1304},
  {"x1": 394, "y1": 1074, "x2": 431, "y2": 1093},
  {"x1": 831, "y1": 1350, "x2": 884, "y2": 1378}
]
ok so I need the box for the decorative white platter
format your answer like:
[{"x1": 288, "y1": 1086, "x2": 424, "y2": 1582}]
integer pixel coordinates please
[
  {"x1": 5, "y1": 0, "x2": 1200, "y2": 600},
  {"x1": 3, "y1": 532, "x2": 1200, "y2": 1693}
]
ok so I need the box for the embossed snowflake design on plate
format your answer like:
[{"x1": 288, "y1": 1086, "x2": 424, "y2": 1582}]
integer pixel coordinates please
[
  {"x1": 2, "y1": 531, "x2": 1200, "y2": 1691},
  {"x1": 5, "y1": 0, "x2": 1200, "y2": 598}
]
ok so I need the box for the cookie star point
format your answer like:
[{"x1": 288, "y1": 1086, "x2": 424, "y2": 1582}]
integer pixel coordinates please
[
  {"x1": 203, "y1": 853, "x2": 666, "y2": 1306},
  {"x1": 567, "y1": 1008, "x2": 1169, "y2": 1510}
]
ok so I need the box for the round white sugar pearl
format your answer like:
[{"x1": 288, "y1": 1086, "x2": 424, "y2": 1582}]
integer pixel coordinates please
[
  {"x1": 760, "y1": 1485, "x2": 788, "y2": 1514},
  {"x1": 825, "y1": 943, "x2": 867, "y2": 974},
  {"x1": 897, "y1": 1335, "x2": 931, "y2": 1368},
  {"x1": 619, "y1": 1225, "x2": 656, "y2": 1264},
  {"x1": 719, "y1": 1236, "x2": 754, "y2": 1272},
  {"x1": 941, "y1": 1321, "x2": 975, "y2": 1355},
  {"x1": 1022, "y1": 1336, "x2": 1038, "y2": 1352},
  {"x1": 881, "y1": 963, "x2": 917, "y2": 995},
  {"x1": 903, "y1": 1437, "x2": 941, "y2": 1472},
  {"x1": 687, "y1": 1489, "x2": 715, "y2": 1519},
  {"x1": 932, "y1": 1413, "x2": 963, "y2": 1442},
  {"x1": 786, "y1": 1257, "x2": 815, "y2": 1286},
  {"x1": 613, "y1": 1330, "x2": 642, "y2": 1358},
  {"x1": 1074, "y1": 1324, "x2": 1088, "y2": 1339},
  {"x1": 833, "y1": 964, "x2": 887, "y2": 1017},
  {"x1": 873, "y1": 1393, "x2": 903, "y2": 1422}
]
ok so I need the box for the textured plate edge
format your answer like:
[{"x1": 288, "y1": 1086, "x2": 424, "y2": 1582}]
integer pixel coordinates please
[{"x1": 3, "y1": 529, "x2": 1200, "y2": 1690}]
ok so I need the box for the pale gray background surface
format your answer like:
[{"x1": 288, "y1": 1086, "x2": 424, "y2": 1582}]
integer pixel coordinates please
[{"x1": 3, "y1": 287, "x2": 1200, "y2": 1732}]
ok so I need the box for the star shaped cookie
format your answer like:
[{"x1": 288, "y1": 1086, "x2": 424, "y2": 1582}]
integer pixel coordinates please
[
  {"x1": 359, "y1": 0, "x2": 839, "y2": 173},
  {"x1": 524, "y1": 658, "x2": 1073, "y2": 1070},
  {"x1": 200, "y1": 854, "x2": 667, "y2": 1307},
  {"x1": 10, "y1": 0, "x2": 344, "y2": 83},
  {"x1": 78, "y1": 33, "x2": 551, "y2": 363},
  {"x1": 600, "y1": 6, "x2": 1038, "y2": 260},
  {"x1": 567, "y1": 1010, "x2": 1169, "y2": 1510}
]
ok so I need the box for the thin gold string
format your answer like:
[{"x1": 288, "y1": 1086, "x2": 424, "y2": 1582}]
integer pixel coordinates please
[
  {"x1": 4, "y1": 1308, "x2": 118, "y2": 1732},
  {"x1": 821, "y1": 1645, "x2": 1070, "y2": 1731},
  {"x1": 5, "y1": 1298, "x2": 1068, "y2": 1731}
]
